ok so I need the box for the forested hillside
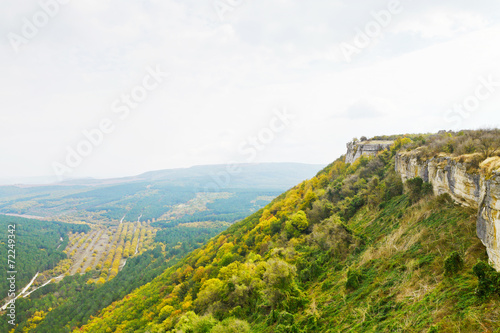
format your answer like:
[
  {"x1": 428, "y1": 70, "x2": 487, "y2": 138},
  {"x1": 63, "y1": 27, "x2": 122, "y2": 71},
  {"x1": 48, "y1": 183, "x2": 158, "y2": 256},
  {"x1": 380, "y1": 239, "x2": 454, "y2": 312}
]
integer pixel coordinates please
[
  {"x1": 56, "y1": 132, "x2": 499, "y2": 333},
  {"x1": 0, "y1": 219, "x2": 229, "y2": 332},
  {"x1": 0, "y1": 164, "x2": 323, "y2": 332},
  {"x1": 0, "y1": 216, "x2": 89, "y2": 300}
]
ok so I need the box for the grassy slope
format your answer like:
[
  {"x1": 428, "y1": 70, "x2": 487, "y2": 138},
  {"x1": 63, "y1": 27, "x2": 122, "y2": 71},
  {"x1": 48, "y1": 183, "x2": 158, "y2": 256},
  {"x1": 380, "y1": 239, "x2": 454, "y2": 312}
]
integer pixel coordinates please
[
  {"x1": 306, "y1": 198, "x2": 488, "y2": 332},
  {"x1": 65, "y1": 146, "x2": 500, "y2": 332}
]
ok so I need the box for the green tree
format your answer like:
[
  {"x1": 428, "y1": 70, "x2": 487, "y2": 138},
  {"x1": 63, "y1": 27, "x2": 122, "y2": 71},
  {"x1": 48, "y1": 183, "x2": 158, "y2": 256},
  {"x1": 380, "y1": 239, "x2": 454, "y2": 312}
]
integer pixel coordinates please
[
  {"x1": 406, "y1": 177, "x2": 433, "y2": 203},
  {"x1": 210, "y1": 318, "x2": 250, "y2": 333},
  {"x1": 194, "y1": 279, "x2": 224, "y2": 313},
  {"x1": 262, "y1": 258, "x2": 299, "y2": 310},
  {"x1": 291, "y1": 210, "x2": 309, "y2": 232}
]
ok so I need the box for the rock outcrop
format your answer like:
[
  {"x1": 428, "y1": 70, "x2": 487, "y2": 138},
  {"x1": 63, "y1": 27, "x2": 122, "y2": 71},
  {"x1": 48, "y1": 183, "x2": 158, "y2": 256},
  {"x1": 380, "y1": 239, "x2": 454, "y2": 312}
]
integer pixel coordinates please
[
  {"x1": 395, "y1": 152, "x2": 500, "y2": 270},
  {"x1": 345, "y1": 140, "x2": 394, "y2": 164}
]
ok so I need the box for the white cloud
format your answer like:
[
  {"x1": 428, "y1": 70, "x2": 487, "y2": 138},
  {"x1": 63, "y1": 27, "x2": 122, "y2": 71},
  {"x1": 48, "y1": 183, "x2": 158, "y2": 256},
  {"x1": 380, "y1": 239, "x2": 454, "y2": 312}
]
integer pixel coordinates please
[
  {"x1": 1, "y1": 0, "x2": 500, "y2": 179},
  {"x1": 343, "y1": 101, "x2": 383, "y2": 119}
]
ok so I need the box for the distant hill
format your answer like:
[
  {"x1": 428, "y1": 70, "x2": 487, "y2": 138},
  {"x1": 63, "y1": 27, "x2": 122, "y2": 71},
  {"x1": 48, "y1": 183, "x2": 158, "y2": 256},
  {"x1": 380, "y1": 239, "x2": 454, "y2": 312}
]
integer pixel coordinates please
[
  {"x1": 0, "y1": 163, "x2": 324, "y2": 223},
  {"x1": 136, "y1": 163, "x2": 327, "y2": 189}
]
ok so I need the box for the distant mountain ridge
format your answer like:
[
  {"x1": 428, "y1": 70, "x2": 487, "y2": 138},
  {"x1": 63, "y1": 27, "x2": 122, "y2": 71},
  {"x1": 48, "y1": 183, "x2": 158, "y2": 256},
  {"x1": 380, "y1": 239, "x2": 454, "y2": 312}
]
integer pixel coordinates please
[
  {"x1": 0, "y1": 163, "x2": 324, "y2": 222},
  {"x1": 3, "y1": 163, "x2": 324, "y2": 188}
]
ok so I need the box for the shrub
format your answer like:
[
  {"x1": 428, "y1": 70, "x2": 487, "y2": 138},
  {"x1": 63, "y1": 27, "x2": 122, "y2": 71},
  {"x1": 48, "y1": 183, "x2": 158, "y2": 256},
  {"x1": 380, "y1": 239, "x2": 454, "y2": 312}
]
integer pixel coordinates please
[
  {"x1": 455, "y1": 137, "x2": 478, "y2": 155},
  {"x1": 444, "y1": 251, "x2": 463, "y2": 276},
  {"x1": 476, "y1": 130, "x2": 500, "y2": 158},
  {"x1": 308, "y1": 215, "x2": 356, "y2": 259},
  {"x1": 194, "y1": 315, "x2": 218, "y2": 333},
  {"x1": 473, "y1": 261, "x2": 500, "y2": 298},
  {"x1": 270, "y1": 218, "x2": 283, "y2": 235},
  {"x1": 435, "y1": 193, "x2": 453, "y2": 206},
  {"x1": 384, "y1": 172, "x2": 404, "y2": 200},
  {"x1": 422, "y1": 182, "x2": 434, "y2": 196},
  {"x1": 291, "y1": 210, "x2": 309, "y2": 232},
  {"x1": 406, "y1": 177, "x2": 433, "y2": 203},
  {"x1": 210, "y1": 318, "x2": 251, "y2": 333},
  {"x1": 174, "y1": 311, "x2": 198, "y2": 332},
  {"x1": 390, "y1": 137, "x2": 412, "y2": 154},
  {"x1": 345, "y1": 268, "x2": 363, "y2": 290},
  {"x1": 285, "y1": 211, "x2": 309, "y2": 238},
  {"x1": 306, "y1": 200, "x2": 334, "y2": 225},
  {"x1": 339, "y1": 195, "x2": 365, "y2": 221},
  {"x1": 411, "y1": 129, "x2": 500, "y2": 161}
]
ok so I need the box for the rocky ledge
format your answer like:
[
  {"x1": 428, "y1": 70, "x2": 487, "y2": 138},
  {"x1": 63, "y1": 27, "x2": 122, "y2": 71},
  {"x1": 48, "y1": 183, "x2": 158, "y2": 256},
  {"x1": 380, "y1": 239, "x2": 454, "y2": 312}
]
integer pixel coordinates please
[
  {"x1": 345, "y1": 140, "x2": 394, "y2": 164},
  {"x1": 395, "y1": 152, "x2": 500, "y2": 270}
]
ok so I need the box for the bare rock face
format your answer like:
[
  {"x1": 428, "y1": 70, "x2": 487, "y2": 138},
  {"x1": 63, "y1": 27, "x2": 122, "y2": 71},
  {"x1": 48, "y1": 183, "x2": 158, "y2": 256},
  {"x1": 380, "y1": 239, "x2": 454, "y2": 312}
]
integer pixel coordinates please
[
  {"x1": 345, "y1": 140, "x2": 394, "y2": 164},
  {"x1": 395, "y1": 152, "x2": 500, "y2": 270}
]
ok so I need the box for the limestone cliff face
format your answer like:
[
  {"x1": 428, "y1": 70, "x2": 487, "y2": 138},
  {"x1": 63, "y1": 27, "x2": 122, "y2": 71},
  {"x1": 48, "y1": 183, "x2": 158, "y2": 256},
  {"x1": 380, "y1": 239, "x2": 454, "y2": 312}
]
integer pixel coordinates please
[
  {"x1": 395, "y1": 152, "x2": 500, "y2": 270},
  {"x1": 345, "y1": 141, "x2": 393, "y2": 164}
]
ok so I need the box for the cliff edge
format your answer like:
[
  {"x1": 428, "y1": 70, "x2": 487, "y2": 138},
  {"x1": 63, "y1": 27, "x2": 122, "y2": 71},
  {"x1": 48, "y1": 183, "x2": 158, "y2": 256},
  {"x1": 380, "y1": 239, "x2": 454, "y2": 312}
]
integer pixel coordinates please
[
  {"x1": 395, "y1": 151, "x2": 500, "y2": 270},
  {"x1": 345, "y1": 140, "x2": 394, "y2": 164}
]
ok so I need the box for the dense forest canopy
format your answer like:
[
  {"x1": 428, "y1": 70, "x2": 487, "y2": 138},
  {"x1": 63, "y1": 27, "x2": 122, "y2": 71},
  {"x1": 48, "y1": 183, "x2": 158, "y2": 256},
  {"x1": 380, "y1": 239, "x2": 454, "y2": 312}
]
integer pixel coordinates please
[{"x1": 0, "y1": 216, "x2": 89, "y2": 299}]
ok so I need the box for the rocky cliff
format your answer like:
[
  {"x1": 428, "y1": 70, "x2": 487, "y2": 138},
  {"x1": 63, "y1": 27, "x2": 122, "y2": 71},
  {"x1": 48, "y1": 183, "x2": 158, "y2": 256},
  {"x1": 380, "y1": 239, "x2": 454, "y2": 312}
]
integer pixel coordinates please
[
  {"x1": 345, "y1": 140, "x2": 394, "y2": 164},
  {"x1": 395, "y1": 152, "x2": 500, "y2": 270}
]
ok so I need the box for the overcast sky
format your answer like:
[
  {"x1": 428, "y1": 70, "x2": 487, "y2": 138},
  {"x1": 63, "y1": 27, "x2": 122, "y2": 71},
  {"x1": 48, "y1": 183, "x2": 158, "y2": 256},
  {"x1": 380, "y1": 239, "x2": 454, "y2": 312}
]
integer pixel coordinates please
[{"x1": 1, "y1": 0, "x2": 500, "y2": 181}]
